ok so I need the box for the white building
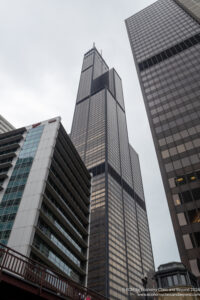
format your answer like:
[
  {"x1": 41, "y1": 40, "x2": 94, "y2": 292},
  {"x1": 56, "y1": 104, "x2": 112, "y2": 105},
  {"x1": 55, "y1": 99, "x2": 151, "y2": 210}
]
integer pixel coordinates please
[{"x1": 0, "y1": 117, "x2": 91, "y2": 285}]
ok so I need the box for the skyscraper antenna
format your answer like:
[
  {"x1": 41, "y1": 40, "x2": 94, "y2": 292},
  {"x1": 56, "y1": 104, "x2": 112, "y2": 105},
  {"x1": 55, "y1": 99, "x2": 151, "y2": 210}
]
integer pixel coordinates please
[{"x1": 93, "y1": 42, "x2": 95, "y2": 48}]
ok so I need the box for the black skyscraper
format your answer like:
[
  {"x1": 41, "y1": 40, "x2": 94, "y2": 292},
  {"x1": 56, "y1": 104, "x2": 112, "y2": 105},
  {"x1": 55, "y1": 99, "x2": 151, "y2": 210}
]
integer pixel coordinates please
[
  {"x1": 126, "y1": 0, "x2": 200, "y2": 281},
  {"x1": 70, "y1": 47, "x2": 154, "y2": 299}
]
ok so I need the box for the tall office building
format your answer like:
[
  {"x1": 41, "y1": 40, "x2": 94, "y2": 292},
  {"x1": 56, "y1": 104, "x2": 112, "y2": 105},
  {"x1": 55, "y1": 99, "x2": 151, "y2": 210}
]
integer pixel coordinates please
[
  {"x1": 0, "y1": 117, "x2": 91, "y2": 285},
  {"x1": 126, "y1": 0, "x2": 200, "y2": 280},
  {"x1": 0, "y1": 115, "x2": 15, "y2": 134},
  {"x1": 70, "y1": 47, "x2": 154, "y2": 299}
]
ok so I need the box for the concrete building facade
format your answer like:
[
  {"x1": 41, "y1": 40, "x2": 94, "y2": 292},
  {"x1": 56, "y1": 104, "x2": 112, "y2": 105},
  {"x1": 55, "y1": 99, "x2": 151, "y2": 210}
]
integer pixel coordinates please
[
  {"x1": 126, "y1": 0, "x2": 200, "y2": 280},
  {"x1": 0, "y1": 117, "x2": 91, "y2": 285}
]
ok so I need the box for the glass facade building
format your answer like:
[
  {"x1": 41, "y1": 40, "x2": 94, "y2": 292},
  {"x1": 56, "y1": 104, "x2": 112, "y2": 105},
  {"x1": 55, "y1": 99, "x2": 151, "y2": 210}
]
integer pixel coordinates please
[
  {"x1": 70, "y1": 47, "x2": 154, "y2": 299},
  {"x1": 126, "y1": 0, "x2": 200, "y2": 281},
  {"x1": 0, "y1": 117, "x2": 91, "y2": 285}
]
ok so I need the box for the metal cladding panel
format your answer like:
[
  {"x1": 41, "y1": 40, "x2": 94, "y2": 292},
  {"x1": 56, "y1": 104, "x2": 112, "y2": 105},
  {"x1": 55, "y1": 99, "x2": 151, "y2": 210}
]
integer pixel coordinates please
[
  {"x1": 126, "y1": 0, "x2": 200, "y2": 279},
  {"x1": 87, "y1": 173, "x2": 106, "y2": 295},
  {"x1": 143, "y1": 43, "x2": 200, "y2": 143},
  {"x1": 136, "y1": 204, "x2": 155, "y2": 275},
  {"x1": 108, "y1": 69, "x2": 115, "y2": 96},
  {"x1": 114, "y1": 71, "x2": 125, "y2": 110},
  {"x1": 129, "y1": 145, "x2": 145, "y2": 201},
  {"x1": 93, "y1": 51, "x2": 109, "y2": 80},
  {"x1": 117, "y1": 106, "x2": 133, "y2": 187},
  {"x1": 107, "y1": 90, "x2": 121, "y2": 175},
  {"x1": 85, "y1": 90, "x2": 106, "y2": 169},
  {"x1": 138, "y1": 43, "x2": 200, "y2": 277},
  {"x1": 82, "y1": 52, "x2": 94, "y2": 72},
  {"x1": 108, "y1": 175, "x2": 129, "y2": 299},
  {"x1": 76, "y1": 67, "x2": 92, "y2": 102},
  {"x1": 123, "y1": 190, "x2": 143, "y2": 289},
  {"x1": 126, "y1": 0, "x2": 200, "y2": 62},
  {"x1": 70, "y1": 99, "x2": 90, "y2": 161}
]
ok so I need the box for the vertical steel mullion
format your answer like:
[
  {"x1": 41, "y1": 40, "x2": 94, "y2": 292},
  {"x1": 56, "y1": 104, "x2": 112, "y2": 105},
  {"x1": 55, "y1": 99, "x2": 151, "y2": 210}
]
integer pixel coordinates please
[{"x1": 105, "y1": 88, "x2": 109, "y2": 298}]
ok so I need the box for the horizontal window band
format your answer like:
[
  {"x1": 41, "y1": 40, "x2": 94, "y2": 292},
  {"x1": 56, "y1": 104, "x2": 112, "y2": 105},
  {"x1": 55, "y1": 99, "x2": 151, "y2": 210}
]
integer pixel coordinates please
[
  {"x1": 138, "y1": 33, "x2": 200, "y2": 72},
  {"x1": 89, "y1": 162, "x2": 146, "y2": 211}
]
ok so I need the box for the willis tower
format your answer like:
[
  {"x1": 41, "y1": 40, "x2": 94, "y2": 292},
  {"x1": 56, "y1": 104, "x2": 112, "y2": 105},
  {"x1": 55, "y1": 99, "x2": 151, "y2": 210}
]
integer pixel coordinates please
[{"x1": 70, "y1": 47, "x2": 154, "y2": 299}]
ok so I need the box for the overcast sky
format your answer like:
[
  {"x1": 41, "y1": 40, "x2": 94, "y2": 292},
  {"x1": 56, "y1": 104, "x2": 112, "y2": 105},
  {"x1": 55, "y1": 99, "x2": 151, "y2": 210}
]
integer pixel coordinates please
[{"x1": 0, "y1": 0, "x2": 180, "y2": 268}]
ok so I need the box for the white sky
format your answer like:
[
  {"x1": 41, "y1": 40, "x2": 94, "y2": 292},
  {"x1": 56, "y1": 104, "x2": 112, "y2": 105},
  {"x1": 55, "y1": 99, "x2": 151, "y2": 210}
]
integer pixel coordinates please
[{"x1": 0, "y1": 0, "x2": 180, "y2": 268}]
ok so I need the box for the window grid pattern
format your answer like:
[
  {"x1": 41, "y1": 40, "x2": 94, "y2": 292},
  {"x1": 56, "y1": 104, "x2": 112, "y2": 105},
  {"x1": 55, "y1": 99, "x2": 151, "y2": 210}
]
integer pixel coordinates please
[
  {"x1": 70, "y1": 99, "x2": 89, "y2": 161},
  {"x1": 138, "y1": 33, "x2": 200, "y2": 71},
  {"x1": 107, "y1": 91, "x2": 121, "y2": 175},
  {"x1": 76, "y1": 67, "x2": 92, "y2": 102},
  {"x1": 87, "y1": 174, "x2": 106, "y2": 295},
  {"x1": 117, "y1": 106, "x2": 133, "y2": 187},
  {"x1": 123, "y1": 190, "x2": 143, "y2": 289},
  {"x1": 71, "y1": 47, "x2": 154, "y2": 297},
  {"x1": 93, "y1": 52, "x2": 109, "y2": 80},
  {"x1": 108, "y1": 176, "x2": 128, "y2": 300},
  {"x1": 82, "y1": 52, "x2": 94, "y2": 72},
  {"x1": 159, "y1": 124, "x2": 200, "y2": 147},
  {"x1": 114, "y1": 72, "x2": 125, "y2": 110},
  {"x1": 126, "y1": 0, "x2": 200, "y2": 280},
  {"x1": 126, "y1": 0, "x2": 200, "y2": 61},
  {"x1": 85, "y1": 90, "x2": 106, "y2": 169},
  {"x1": 129, "y1": 145, "x2": 145, "y2": 201},
  {"x1": 136, "y1": 204, "x2": 155, "y2": 274},
  {"x1": 176, "y1": 0, "x2": 200, "y2": 22}
]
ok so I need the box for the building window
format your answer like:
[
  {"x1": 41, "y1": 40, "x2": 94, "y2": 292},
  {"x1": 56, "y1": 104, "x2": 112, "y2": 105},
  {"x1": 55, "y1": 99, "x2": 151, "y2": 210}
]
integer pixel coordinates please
[
  {"x1": 168, "y1": 178, "x2": 176, "y2": 188},
  {"x1": 177, "y1": 213, "x2": 187, "y2": 226},
  {"x1": 189, "y1": 259, "x2": 200, "y2": 277},
  {"x1": 165, "y1": 162, "x2": 173, "y2": 172},
  {"x1": 172, "y1": 194, "x2": 181, "y2": 206},
  {"x1": 177, "y1": 144, "x2": 185, "y2": 153},
  {"x1": 187, "y1": 210, "x2": 200, "y2": 224},
  {"x1": 183, "y1": 234, "x2": 193, "y2": 250},
  {"x1": 180, "y1": 274, "x2": 186, "y2": 286},
  {"x1": 173, "y1": 275, "x2": 179, "y2": 286},
  {"x1": 161, "y1": 149, "x2": 170, "y2": 159},
  {"x1": 167, "y1": 276, "x2": 173, "y2": 287}
]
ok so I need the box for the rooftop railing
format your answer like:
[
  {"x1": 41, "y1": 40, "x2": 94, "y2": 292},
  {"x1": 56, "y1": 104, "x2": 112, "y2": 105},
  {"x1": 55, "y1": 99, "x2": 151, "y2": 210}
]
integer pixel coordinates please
[{"x1": 0, "y1": 242, "x2": 108, "y2": 300}]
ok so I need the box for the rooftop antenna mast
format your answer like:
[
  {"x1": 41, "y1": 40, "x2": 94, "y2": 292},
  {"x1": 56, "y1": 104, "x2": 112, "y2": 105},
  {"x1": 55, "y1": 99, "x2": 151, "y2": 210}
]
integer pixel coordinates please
[{"x1": 93, "y1": 42, "x2": 95, "y2": 48}]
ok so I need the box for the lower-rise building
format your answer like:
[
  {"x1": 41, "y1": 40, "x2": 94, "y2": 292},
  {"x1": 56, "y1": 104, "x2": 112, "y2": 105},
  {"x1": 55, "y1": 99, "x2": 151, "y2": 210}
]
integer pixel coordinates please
[
  {"x1": 0, "y1": 117, "x2": 91, "y2": 286},
  {"x1": 154, "y1": 262, "x2": 199, "y2": 300}
]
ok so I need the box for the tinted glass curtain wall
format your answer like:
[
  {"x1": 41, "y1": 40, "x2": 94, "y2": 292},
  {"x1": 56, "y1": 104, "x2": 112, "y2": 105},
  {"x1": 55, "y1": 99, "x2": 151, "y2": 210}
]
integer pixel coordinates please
[
  {"x1": 126, "y1": 0, "x2": 200, "y2": 281},
  {"x1": 70, "y1": 47, "x2": 154, "y2": 299}
]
